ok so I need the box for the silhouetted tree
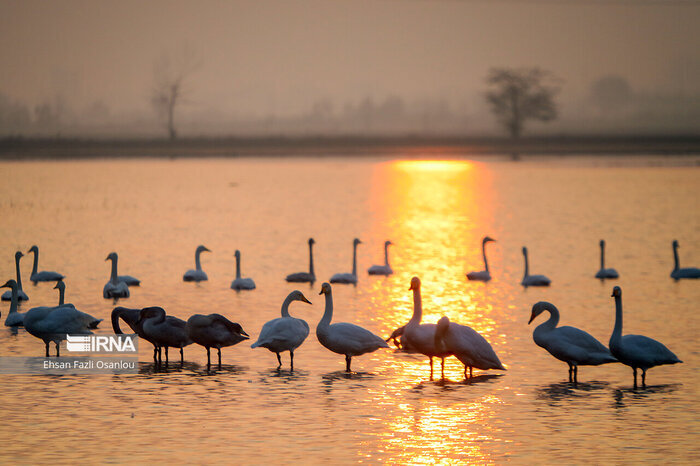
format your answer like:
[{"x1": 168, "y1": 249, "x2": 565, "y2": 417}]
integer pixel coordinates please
[
  {"x1": 485, "y1": 67, "x2": 560, "y2": 138},
  {"x1": 151, "y1": 48, "x2": 200, "y2": 140}
]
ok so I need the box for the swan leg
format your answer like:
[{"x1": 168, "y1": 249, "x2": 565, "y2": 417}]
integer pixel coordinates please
[
  {"x1": 633, "y1": 367, "x2": 638, "y2": 389},
  {"x1": 464, "y1": 365, "x2": 467, "y2": 379},
  {"x1": 55, "y1": 341, "x2": 60, "y2": 357},
  {"x1": 206, "y1": 347, "x2": 211, "y2": 369},
  {"x1": 641, "y1": 369, "x2": 646, "y2": 389},
  {"x1": 157, "y1": 346, "x2": 162, "y2": 366},
  {"x1": 290, "y1": 351, "x2": 294, "y2": 371},
  {"x1": 345, "y1": 355, "x2": 352, "y2": 372},
  {"x1": 573, "y1": 365, "x2": 578, "y2": 384},
  {"x1": 276, "y1": 353, "x2": 282, "y2": 369},
  {"x1": 429, "y1": 357, "x2": 434, "y2": 380},
  {"x1": 164, "y1": 346, "x2": 169, "y2": 366},
  {"x1": 568, "y1": 364, "x2": 573, "y2": 383},
  {"x1": 152, "y1": 346, "x2": 158, "y2": 364},
  {"x1": 440, "y1": 357, "x2": 445, "y2": 380},
  {"x1": 469, "y1": 366, "x2": 473, "y2": 379},
  {"x1": 180, "y1": 347, "x2": 184, "y2": 365},
  {"x1": 217, "y1": 348, "x2": 222, "y2": 370},
  {"x1": 45, "y1": 342, "x2": 50, "y2": 357}
]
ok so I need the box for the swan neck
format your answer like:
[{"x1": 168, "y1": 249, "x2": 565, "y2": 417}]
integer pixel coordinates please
[
  {"x1": 319, "y1": 291, "x2": 333, "y2": 328},
  {"x1": 8, "y1": 284, "x2": 18, "y2": 314},
  {"x1": 482, "y1": 242, "x2": 489, "y2": 272},
  {"x1": 410, "y1": 287, "x2": 423, "y2": 324},
  {"x1": 30, "y1": 249, "x2": 38, "y2": 276},
  {"x1": 673, "y1": 243, "x2": 679, "y2": 271},
  {"x1": 235, "y1": 254, "x2": 241, "y2": 279},
  {"x1": 352, "y1": 242, "x2": 358, "y2": 276},
  {"x1": 523, "y1": 250, "x2": 529, "y2": 279},
  {"x1": 280, "y1": 295, "x2": 294, "y2": 318},
  {"x1": 539, "y1": 304, "x2": 559, "y2": 330},
  {"x1": 308, "y1": 242, "x2": 315, "y2": 276},
  {"x1": 384, "y1": 243, "x2": 390, "y2": 266},
  {"x1": 15, "y1": 254, "x2": 23, "y2": 289},
  {"x1": 110, "y1": 256, "x2": 119, "y2": 283},
  {"x1": 111, "y1": 309, "x2": 124, "y2": 334},
  {"x1": 195, "y1": 250, "x2": 203, "y2": 271},
  {"x1": 58, "y1": 286, "x2": 65, "y2": 305},
  {"x1": 611, "y1": 295, "x2": 623, "y2": 343}
]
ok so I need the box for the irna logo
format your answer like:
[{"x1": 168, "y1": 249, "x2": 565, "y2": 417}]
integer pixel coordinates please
[{"x1": 66, "y1": 334, "x2": 138, "y2": 353}]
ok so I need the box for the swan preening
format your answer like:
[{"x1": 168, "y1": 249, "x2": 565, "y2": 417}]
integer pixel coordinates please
[
  {"x1": 184, "y1": 245, "x2": 211, "y2": 282},
  {"x1": 2, "y1": 279, "x2": 27, "y2": 326},
  {"x1": 187, "y1": 313, "x2": 249, "y2": 369},
  {"x1": 316, "y1": 283, "x2": 388, "y2": 372},
  {"x1": 434, "y1": 316, "x2": 505, "y2": 379},
  {"x1": 521, "y1": 247, "x2": 551, "y2": 287},
  {"x1": 251, "y1": 290, "x2": 311, "y2": 369},
  {"x1": 28, "y1": 245, "x2": 64, "y2": 283},
  {"x1": 111, "y1": 306, "x2": 159, "y2": 363},
  {"x1": 368, "y1": 240, "x2": 393, "y2": 276},
  {"x1": 609, "y1": 286, "x2": 682, "y2": 388},
  {"x1": 595, "y1": 240, "x2": 619, "y2": 279},
  {"x1": 2, "y1": 251, "x2": 29, "y2": 301},
  {"x1": 529, "y1": 301, "x2": 616, "y2": 383},
  {"x1": 670, "y1": 240, "x2": 700, "y2": 280},
  {"x1": 466, "y1": 236, "x2": 496, "y2": 282},
  {"x1": 231, "y1": 250, "x2": 256, "y2": 290},
  {"x1": 286, "y1": 238, "x2": 316, "y2": 283},
  {"x1": 103, "y1": 252, "x2": 130, "y2": 299},
  {"x1": 137, "y1": 307, "x2": 192, "y2": 365},
  {"x1": 330, "y1": 238, "x2": 362, "y2": 284}
]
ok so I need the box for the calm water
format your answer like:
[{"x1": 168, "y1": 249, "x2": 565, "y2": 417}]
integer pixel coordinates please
[{"x1": 0, "y1": 155, "x2": 698, "y2": 464}]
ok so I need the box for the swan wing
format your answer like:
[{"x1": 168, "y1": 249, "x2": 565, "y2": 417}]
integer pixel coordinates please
[
  {"x1": 327, "y1": 322, "x2": 388, "y2": 355},
  {"x1": 542, "y1": 326, "x2": 615, "y2": 365},
  {"x1": 619, "y1": 334, "x2": 682, "y2": 366}
]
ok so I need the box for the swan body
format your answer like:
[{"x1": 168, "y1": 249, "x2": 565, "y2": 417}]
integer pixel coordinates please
[
  {"x1": 251, "y1": 290, "x2": 311, "y2": 369},
  {"x1": 103, "y1": 252, "x2": 129, "y2": 298},
  {"x1": 330, "y1": 238, "x2": 362, "y2": 284},
  {"x1": 2, "y1": 251, "x2": 29, "y2": 301},
  {"x1": 23, "y1": 304, "x2": 100, "y2": 356},
  {"x1": 466, "y1": 236, "x2": 496, "y2": 282},
  {"x1": 316, "y1": 283, "x2": 388, "y2": 372},
  {"x1": 609, "y1": 286, "x2": 682, "y2": 388},
  {"x1": 187, "y1": 313, "x2": 249, "y2": 368},
  {"x1": 2, "y1": 279, "x2": 27, "y2": 326},
  {"x1": 529, "y1": 301, "x2": 616, "y2": 382},
  {"x1": 28, "y1": 245, "x2": 64, "y2": 283},
  {"x1": 368, "y1": 240, "x2": 393, "y2": 275},
  {"x1": 521, "y1": 247, "x2": 551, "y2": 287},
  {"x1": 595, "y1": 240, "x2": 619, "y2": 279},
  {"x1": 137, "y1": 307, "x2": 192, "y2": 365},
  {"x1": 230, "y1": 250, "x2": 256, "y2": 290},
  {"x1": 286, "y1": 238, "x2": 316, "y2": 283},
  {"x1": 670, "y1": 240, "x2": 700, "y2": 279},
  {"x1": 434, "y1": 316, "x2": 505, "y2": 379},
  {"x1": 184, "y1": 245, "x2": 211, "y2": 282},
  {"x1": 402, "y1": 277, "x2": 452, "y2": 379}
]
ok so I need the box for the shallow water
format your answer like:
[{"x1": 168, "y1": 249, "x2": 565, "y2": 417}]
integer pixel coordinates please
[{"x1": 0, "y1": 155, "x2": 698, "y2": 464}]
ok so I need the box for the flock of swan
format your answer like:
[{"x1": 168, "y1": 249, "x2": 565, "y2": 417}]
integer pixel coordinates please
[{"x1": 0, "y1": 238, "x2": 694, "y2": 387}]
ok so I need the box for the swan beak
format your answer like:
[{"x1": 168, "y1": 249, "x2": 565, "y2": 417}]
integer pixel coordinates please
[
  {"x1": 0, "y1": 281, "x2": 10, "y2": 288},
  {"x1": 301, "y1": 296, "x2": 312, "y2": 304},
  {"x1": 318, "y1": 289, "x2": 323, "y2": 295},
  {"x1": 527, "y1": 313, "x2": 535, "y2": 325},
  {"x1": 240, "y1": 330, "x2": 249, "y2": 338}
]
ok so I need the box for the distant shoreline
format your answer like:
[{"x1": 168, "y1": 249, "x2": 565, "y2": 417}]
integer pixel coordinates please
[{"x1": 1, "y1": 134, "x2": 700, "y2": 160}]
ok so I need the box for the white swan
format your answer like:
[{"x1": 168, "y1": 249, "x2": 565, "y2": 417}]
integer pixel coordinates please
[
  {"x1": 466, "y1": 236, "x2": 496, "y2": 282},
  {"x1": 286, "y1": 238, "x2": 316, "y2": 283},
  {"x1": 521, "y1": 247, "x2": 551, "y2": 287},
  {"x1": 103, "y1": 253, "x2": 130, "y2": 299},
  {"x1": 330, "y1": 238, "x2": 362, "y2": 284},
  {"x1": 609, "y1": 286, "x2": 682, "y2": 388},
  {"x1": 434, "y1": 316, "x2": 505, "y2": 379},
  {"x1": 529, "y1": 301, "x2": 617, "y2": 383},
  {"x1": 316, "y1": 282, "x2": 389, "y2": 372},
  {"x1": 187, "y1": 313, "x2": 249, "y2": 369},
  {"x1": 2, "y1": 279, "x2": 27, "y2": 326},
  {"x1": 230, "y1": 250, "x2": 256, "y2": 290},
  {"x1": 2, "y1": 251, "x2": 29, "y2": 301},
  {"x1": 670, "y1": 240, "x2": 700, "y2": 280},
  {"x1": 402, "y1": 277, "x2": 452, "y2": 380},
  {"x1": 368, "y1": 240, "x2": 393, "y2": 275},
  {"x1": 183, "y1": 245, "x2": 211, "y2": 282},
  {"x1": 595, "y1": 240, "x2": 619, "y2": 279},
  {"x1": 137, "y1": 307, "x2": 192, "y2": 365},
  {"x1": 27, "y1": 245, "x2": 64, "y2": 283},
  {"x1": 251, "y1": 290, "x2": 312, "y2": 369},
  {"x1": 23, "y1": 304, "x2": 101, "y2": 356}
]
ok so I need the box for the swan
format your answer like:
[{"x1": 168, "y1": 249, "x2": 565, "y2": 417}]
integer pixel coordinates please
[
  {"x1": 103, "y1": 253, "x2": 130, "y2": 299},
  {"x1": 434, "y1": 316, "x2": 505, "y2": 379},
  {"x1": 111, "y1": 306, "x2": 159, "y2": 363},
  {"x1": 368, "y1": 240, "x2": 393, "y2": 276},
  {"x1": 137, "y1": 306, "x2": 192, "y2": 365},
  {"x1": 401, "y1": 277, "x2": 452, "y2": 380},
  {"x1": 2, "y1": 279, "x2": 27, "y2": 326},
  {"x1": 316, "y1": 282, "x2": 389, "y2": 372},
  {"x1": 595, "y1": 240, "x2": 619, "y2": 279},
  {"x1": 529, "y1": 301, "x2": 617, "y2": 383},
  {"x1": 609, "y1": 286, "x2": 682, "y2": 388},
  {"x1": 521, "y1": 247, "x2": 551, "y2": 287},
  {"x1": 104, "y1": 252, "x2": 140, "y2": 286},
  {"x1": 230, "y1": 250, "x2": 256, "y2": 290},
  {"x1": 251, "y1": 290, "x2": 312, "y2": 369},
  {"x1": 187, "y1": 313, "x2": 249, "y2": 369},
  {"x1": 466, "y1": 236, "x2": 496, "y2": 282},
  {"x1": 23, "y1": 303, "x2": 101, "y2": 356},
  {"x1": 183, "y1": 245, "x2": 211, "y2": 282},
  {"x1": 330, "y1": 238, "x2": 362, "y2": 284},
  {"x1": 286, "y1": 238, "x2": 316, "y2": 283},
  {"x1": 2, "y1": 251, "x2": 29, "y2": 301},
  {"x1": 670, "y1": 240, "x2": 700, "y2": 280},
  {"x1": 27, "y1": 245, "x2": 64, "y2": 283}
]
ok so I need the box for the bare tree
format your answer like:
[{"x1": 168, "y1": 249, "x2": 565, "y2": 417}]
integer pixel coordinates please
[
  {"x1": 151, "y1": 48, "x2": 200, "y2": 140},
  {"x1": 485, "y1": 67, "x2": 560, "y2": 138}
]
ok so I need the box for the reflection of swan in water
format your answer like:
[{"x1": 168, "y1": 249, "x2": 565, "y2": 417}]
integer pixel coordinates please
[
  {"x1": 434, "y1": 316, "x2": 505, "y2": 379},
  {"x1": 2, "y1": 279, "x2": 27, "y2": 326},
  {"x1": 537, "y1": 380, "x2": 610, "y2": 403},
  {"x1": 103, "y1": 253, "x2": 129, "y2": 299},
  {"x1": 595, "y1": 240, "x2": 619, "y2": 279},
  {"x1": 27, "y1": 245, "x2": 64, "y2": 283},
  {"x1": 609, "y1": 286, "x2": 682, "y2": 388},
  {"x1": 368, "y1": 240, "x2": 393, "y2": 276},
  {"x1": 330, "y1": 238, "x2": 362, "y2": 284},
  {"x1": 183, "y1": 245, "x2": 211, "y2": 282},
  {"x1": 1, "y1": 252, "x2": 29, "y2": 301},
  {"x1": 466, "y1": 236, "x2": 496, "y2": 282},
  {"x1": 529, "y1": 301, "x2": 616, "y2": 383},
  {"x1": 521, "y1": 247, "x2": 551, "y2": 287},
  {"x1": 286, "y1": 238, "x2": 316, "y2": 283},
  {"x1": 670, "y1": 240, "x2": 700, "y2": 279},
  {"x1": 187, "y1": 313, "x2": 249, "y2": 369},
  {"x1": 612, "y1": 383, "x2": 680, "y2": 409},
  {"x1": 230, "y1": 250, "x2": 256, "y2": 290},
  {"x1": 316, "y1": 283, "x2": 388, "y2": 372},
  {"x1": 137, "y1": 307, "x2": 193, "y2": 365},
  {"x1": 251, "y1": 290, "x2": 311, "y2": 370}
]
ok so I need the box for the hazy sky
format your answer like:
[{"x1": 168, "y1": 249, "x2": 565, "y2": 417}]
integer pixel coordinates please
[{"x1": 1, "y1": 0, "x2": 699, "y2": 122}]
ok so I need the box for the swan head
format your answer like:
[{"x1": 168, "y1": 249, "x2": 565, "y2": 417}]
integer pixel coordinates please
[
  {"x1": 234, "y1": 250, "x2": 240, "y2": 258},
  {"x1": 528, "y1": 301, "x2": 552, "y2": 324},
  {"x1": 319, "y1": 282, "x2": 332, "y2": 295},
  {"x1": 600, "y1": 239, "x2": 605, "y2": 247},
  {"x1": 196, "y1": 245, "x2": 211, "y2": 254},
  {"x1": 353, "y1": 238, "x2": 362, "y2": 246},
  {"x1": 409, "y1": 276, "x2": 421, "y2": 291},
  {"x1": 385, "y1": 240, "x2": 393, "y2": 247},
  {"x1": 105, "y1": 252, "x2": 118, "y2": 262},
  {"x1": 484, "y1": 236, "x2": 496, "y2": 244},
  {"x1": 53, "y1": 280, "x2": 65, "y2": 291},
  {"x1": 14, "y1": 251, "x2": 23, "y2": 260},
  {"x1": 672, "y1": 239, "x2": 679, "y2": 249},
  {"x1": 289, "y1": 290, "x2": 312, "y2": 305},
  {"x1": 611, "y1": 286, "x2": 622, "y2": 298},
  {"x1": 28, "y1": 245, "x2": 38, "y2": 254},
  {"x1": 1, "y1": 279, "x2": 17, "y2": 290},
  {"x1": 230, "y1": 322, "x2": 249, "y2": 338},
  {"x1": 308, "y1": 238, "x2": 315, "y2": 246},
  {"x1": 136, "y1": 306, "x2": 166, "y2": 325},
  {"x1": 522, "y1": 246, "x2": 528, "y2": 255}
]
